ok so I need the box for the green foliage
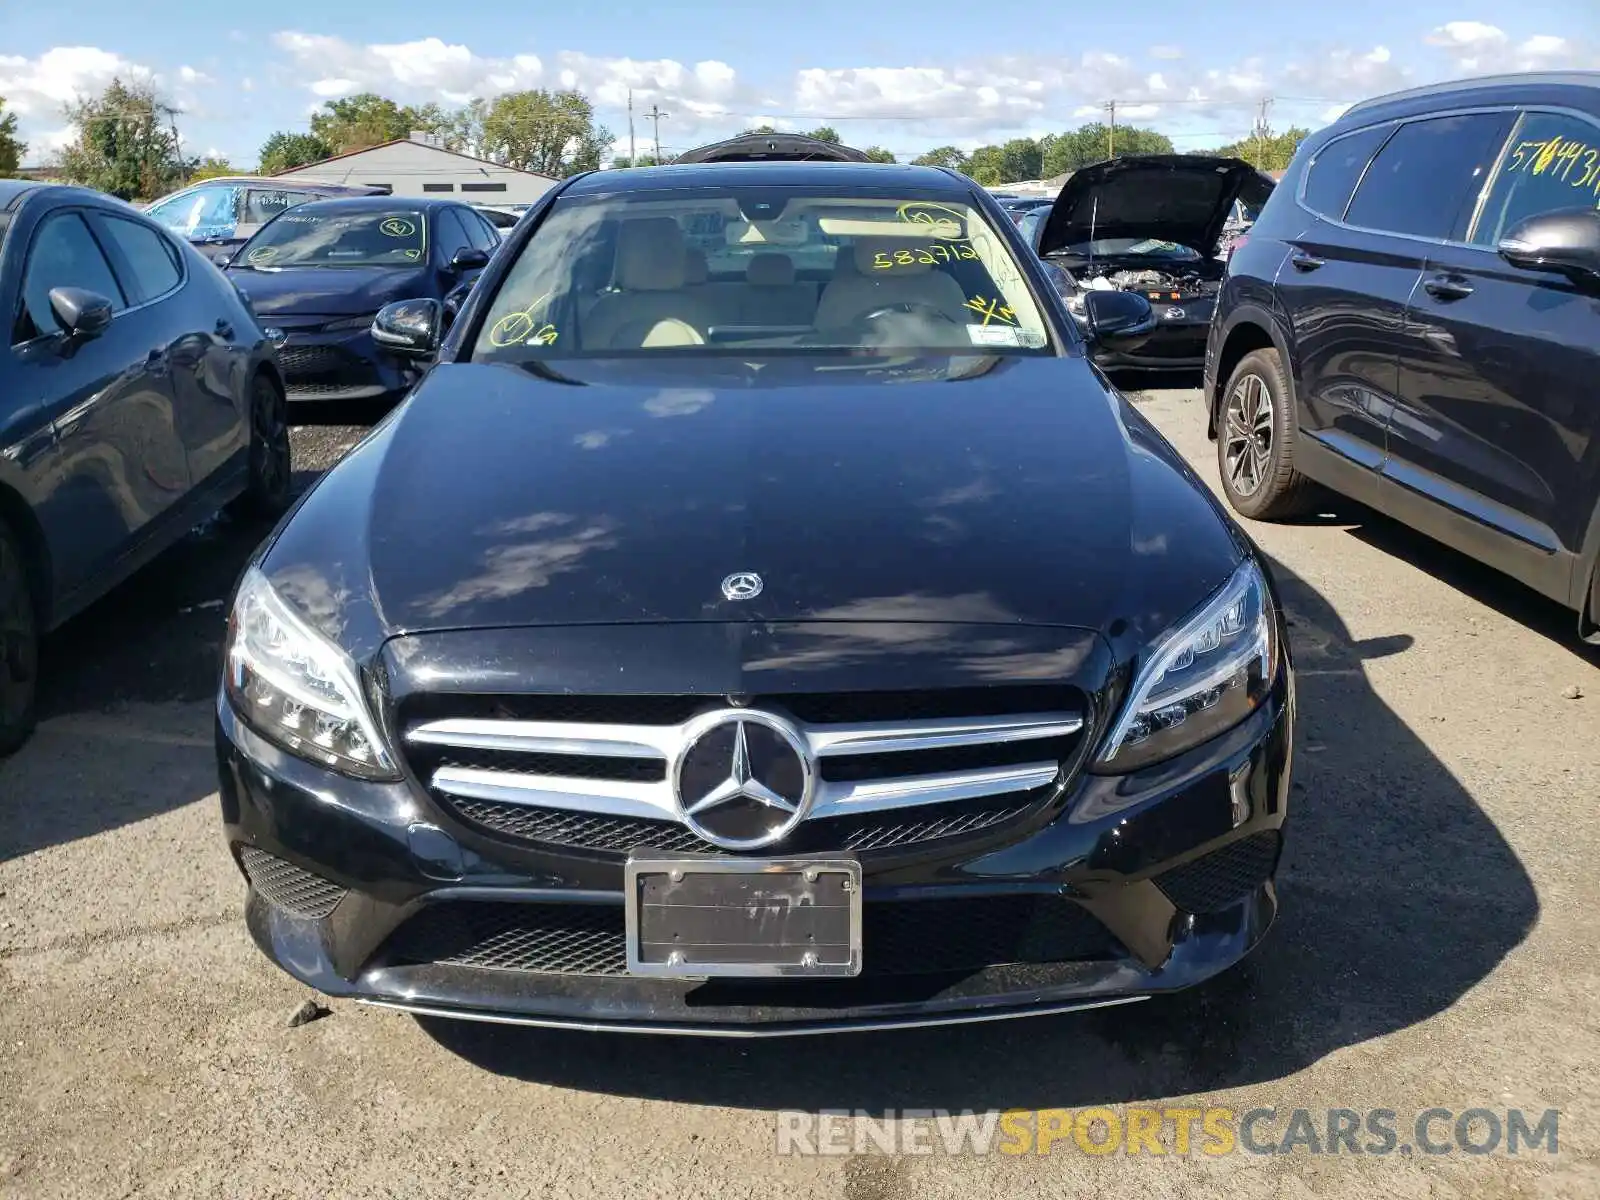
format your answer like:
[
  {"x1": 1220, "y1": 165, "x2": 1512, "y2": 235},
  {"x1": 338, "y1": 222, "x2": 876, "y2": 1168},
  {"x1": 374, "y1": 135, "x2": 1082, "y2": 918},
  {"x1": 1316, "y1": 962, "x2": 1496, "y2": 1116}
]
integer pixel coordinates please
[
  {"x1": 1210, "y1": 126, "x2": 1310, "y2": 171},
  {"x1": 56, "y1": 78, "x2": 186, "y2": 200},
  {"x1": 861, "y1": 146, "x2": 897, "y2": 163},
  {"x1": 480, "y1": 89, "x2": 613, "y2": 177},
  {"x1": 0, "y1": 97, "x2": 25, "y2": 176},
  {"x1": 308, "y1": 93, "x2": 447, "y2": 154},
  {"x1": 610, "y1": 153, "x2": 663, "y2": 168},
  {"x1": 257, "y1": 131, "x2": 332, "y2": 175},
  {"x1": 805, "y1": 126, "x2": 841, "y2": 144},
  {"x1": 911, "y1": 146, "x2": 969, "y2": 171},
  {"x1": 189, "y1": 156, "x2": 234, "y2": 181},
  {"x1": 1040, "y1": 124, "x2": 1175, "y2": 176}
]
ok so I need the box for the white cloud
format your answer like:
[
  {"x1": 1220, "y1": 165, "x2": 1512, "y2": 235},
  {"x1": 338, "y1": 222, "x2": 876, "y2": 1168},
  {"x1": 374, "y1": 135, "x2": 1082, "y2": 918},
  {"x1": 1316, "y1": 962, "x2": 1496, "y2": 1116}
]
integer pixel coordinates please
[
  {"x1": 1424, "y1": 22, "x2": 1596, "y2": 74},
  {"x1": 1149, "y1": 45, "x2": 1184, "y2": 60},
  {"x1": 1426, "y1": 21, "x2": 1508, "y2": 52},
  {"x1": 0, "y1": 46, "x2": 151, "y2": 118},
  {"x1": 177, "y1": 65, "x2": 212, "y2": 85}
]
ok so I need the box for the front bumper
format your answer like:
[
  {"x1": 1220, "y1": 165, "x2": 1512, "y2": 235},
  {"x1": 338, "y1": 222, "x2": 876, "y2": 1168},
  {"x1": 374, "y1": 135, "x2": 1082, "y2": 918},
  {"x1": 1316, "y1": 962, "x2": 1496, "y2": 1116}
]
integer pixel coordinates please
[
  {"x1": 271, "y1": 329, "x2": 417, "y2": 403},
  {"x1": 217, "y1": 668, "x2": 1293, "y2": 1036},
  {"x1": 1093, "y1": 319, "x2": 1210, "y2": 371}
]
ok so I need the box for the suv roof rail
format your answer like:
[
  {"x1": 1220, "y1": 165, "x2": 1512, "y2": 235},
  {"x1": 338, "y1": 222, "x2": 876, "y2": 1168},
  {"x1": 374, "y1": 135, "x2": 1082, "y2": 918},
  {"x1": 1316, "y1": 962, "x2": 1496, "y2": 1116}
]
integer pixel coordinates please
[{"x1": 1343, "y1": 69, "x2": 1600, "y2": 118}]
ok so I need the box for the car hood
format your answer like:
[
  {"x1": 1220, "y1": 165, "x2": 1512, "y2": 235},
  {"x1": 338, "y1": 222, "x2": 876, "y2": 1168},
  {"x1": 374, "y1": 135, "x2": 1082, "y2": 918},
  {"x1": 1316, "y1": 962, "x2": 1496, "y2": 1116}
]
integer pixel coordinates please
[
  {"x1": 224, "y1": 265, "x2": 432, "y2": 318},
  {"x1": 259, "y1": 355, "x2": 1245, "y2": 657},
  {"x1": 1037, "y1": 155, "x2": 1276, "y2": 258}
]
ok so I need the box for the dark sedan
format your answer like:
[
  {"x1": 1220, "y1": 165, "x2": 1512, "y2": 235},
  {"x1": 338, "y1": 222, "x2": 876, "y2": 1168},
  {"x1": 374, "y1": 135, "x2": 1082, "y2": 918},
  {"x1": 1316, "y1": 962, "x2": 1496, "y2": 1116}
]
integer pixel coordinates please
[
  {"x1": 223, "y1": 197, "x2": 500, "y2": 404},
  {"x1": 216, "y1": 161, "x2": 1294, "y2": 1036},
  {"x1": 0, "y1": 181, "x2": 290, "y2": 753}
]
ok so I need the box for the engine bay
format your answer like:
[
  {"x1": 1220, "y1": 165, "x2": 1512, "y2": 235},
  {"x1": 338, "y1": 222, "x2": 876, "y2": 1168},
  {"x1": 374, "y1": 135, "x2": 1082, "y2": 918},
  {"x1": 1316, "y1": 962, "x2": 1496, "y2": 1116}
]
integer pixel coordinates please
[{"x1": 1070, "y1": 261, "x2": 1224, "y2": 301}]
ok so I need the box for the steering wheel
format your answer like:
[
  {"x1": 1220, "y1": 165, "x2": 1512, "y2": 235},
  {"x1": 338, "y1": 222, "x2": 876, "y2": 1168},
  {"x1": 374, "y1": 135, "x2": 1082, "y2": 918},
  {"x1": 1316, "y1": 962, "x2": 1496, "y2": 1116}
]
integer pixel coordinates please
[{"x1": 851, "y1": 302, "x2": 962, "y2": 332}]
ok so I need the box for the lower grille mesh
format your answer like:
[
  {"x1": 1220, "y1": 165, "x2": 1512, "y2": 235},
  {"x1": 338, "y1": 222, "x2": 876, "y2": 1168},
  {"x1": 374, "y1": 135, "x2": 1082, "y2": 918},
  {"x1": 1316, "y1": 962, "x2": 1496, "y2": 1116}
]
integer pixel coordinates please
[
  {"x1": 238, "y1": 846, "x2": 347, "y2": 919},
  {"x1": 385, "y1": 894, "x2": 1114, "y2": 978},
  {"x1": 1154, "y1": 831, "x2": 1281, "y2": 913},
  {"x1": 444, "y1": 794, "x2": 1039, "y2": 856}
]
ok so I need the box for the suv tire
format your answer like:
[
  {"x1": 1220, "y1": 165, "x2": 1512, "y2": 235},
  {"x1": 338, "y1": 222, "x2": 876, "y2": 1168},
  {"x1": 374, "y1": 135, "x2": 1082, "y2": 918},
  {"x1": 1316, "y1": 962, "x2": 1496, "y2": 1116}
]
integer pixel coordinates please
[
  {"x1": 0, "y1": 516, "x2": 39, "y2": 756},
  {"x1": 1217, "y1": 348, "x2": 1317, "y2": 520}
]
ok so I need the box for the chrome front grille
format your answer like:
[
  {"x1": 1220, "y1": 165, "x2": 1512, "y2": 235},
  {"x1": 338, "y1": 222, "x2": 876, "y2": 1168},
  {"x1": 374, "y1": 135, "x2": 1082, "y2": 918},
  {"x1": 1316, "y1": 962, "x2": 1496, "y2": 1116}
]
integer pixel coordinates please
[{"x1": 402, "y1": 689, "x2": 1086, "y2": 855}]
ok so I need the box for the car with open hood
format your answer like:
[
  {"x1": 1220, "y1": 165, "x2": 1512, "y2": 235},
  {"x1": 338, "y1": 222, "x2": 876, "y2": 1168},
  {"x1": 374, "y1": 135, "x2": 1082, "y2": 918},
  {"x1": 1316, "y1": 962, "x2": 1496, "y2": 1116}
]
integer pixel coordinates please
[
  {"x1": 1039, "y1": 155, "x2": 1276, "y2": 370},
  {"x1": 221, "y1": 196, "x2": 501, "y2": 404},
  {"x1": 215, "y1": 160, "x2": 1295, "y2": 1036}
]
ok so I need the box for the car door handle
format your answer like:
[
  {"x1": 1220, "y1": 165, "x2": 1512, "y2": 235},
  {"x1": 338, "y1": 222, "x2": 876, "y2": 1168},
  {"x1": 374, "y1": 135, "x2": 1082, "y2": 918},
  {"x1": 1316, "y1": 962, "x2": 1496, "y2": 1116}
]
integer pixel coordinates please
[
  {"x1": 215, "y1": 318, "x2": 235, "y2": 340},
  {"x1": 1289, "y1": 252, "x2": 1325, "y2": 272},
  {"x1": 1423, "y1": 273, "x2": 1474, "y2": 301}
]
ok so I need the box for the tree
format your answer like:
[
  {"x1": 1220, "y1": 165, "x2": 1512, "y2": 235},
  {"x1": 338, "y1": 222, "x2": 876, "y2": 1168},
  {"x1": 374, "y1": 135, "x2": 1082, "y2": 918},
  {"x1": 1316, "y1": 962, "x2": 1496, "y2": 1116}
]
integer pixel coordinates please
[
  {"x1": 258, "y1": 131, "x2": 332, "y2": 175},
  {"x1": 610, "y1": 153, "x2": 662, "y2": 169},
  {"x1": 57, "y1": 77, "x2": 186, "y2": 200},
  {"x1": 0, "y1": 96, "x2": 26, "y2": 175},
  {"x1": 998, "y1": 137, "x2": 1044, "y2": 181},
  {"x1": 480, "y1": 89, "x2": 613, "y2": 177},
  {"x1": 307, "y1": 93, "x2": 449, "y2": 154},
  {"x1": 964, "y1": 145, "x2": 1007, "y2": 186},
  {"x1": 912, "y1": 146, "x2": 969, "y2": 172},
  {"x1": 1040, "y1": 123, "x2": 1174, "y2": 176},
  {"x1": 439, "y1": 97, "x2": 490, "y2": 156},
  {"x1": 742, "y1": 124, "x2": 778, "y2": 136},
  {"x1": 189, "y1": 156, "x2": 234, "y2": 181},
  {"x1": 804, "y1": 126, "x2": 841, "y2": 144},
  {"x1": 1211, "y1": 126, "x2": 1309, "y2": 172},
  {"x1": 861, "y1": 146, "x2": 897, "y2": 163}
]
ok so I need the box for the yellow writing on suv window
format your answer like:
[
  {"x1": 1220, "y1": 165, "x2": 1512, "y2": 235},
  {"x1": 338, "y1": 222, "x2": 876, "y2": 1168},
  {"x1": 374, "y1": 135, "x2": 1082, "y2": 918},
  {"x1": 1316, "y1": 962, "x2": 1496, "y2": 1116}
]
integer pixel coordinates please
[
  {"x1": 873, "y1": 244, "x2": 980, "y2": 269},
  {"x1": 1505, "y1": 137, "x2": 1600, "y2": 195},
  {"x1": 489, "y1": 291, "x2": 558, "y2": 347},
  {"x1": 895, "y1": 201, "x2": 970, "y2": 241}
]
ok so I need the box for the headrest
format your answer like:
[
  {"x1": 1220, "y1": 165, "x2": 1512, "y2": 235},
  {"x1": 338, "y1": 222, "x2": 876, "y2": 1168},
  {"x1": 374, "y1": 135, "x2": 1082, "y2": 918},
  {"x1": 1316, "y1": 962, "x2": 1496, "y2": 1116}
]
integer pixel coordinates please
[
  {"x1": 616, "y1": 218, "x2": 688, "y2": 291},
  {"x1": 746, "y1": 253, "x2": 795, "y2": 287},
  {"x1": 684, "y1": 247, "x2": 708, "y2": 285},
  {"x1": 852, "y1": 238, "x2": 935, "y2": 274}
]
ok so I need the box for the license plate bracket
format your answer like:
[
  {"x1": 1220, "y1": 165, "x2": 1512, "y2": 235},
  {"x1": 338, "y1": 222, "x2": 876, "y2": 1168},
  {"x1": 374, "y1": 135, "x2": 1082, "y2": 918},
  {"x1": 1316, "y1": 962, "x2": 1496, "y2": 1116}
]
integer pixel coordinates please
[{"x1": 624, "y1": 854, "x2": 862, "y2": 979}]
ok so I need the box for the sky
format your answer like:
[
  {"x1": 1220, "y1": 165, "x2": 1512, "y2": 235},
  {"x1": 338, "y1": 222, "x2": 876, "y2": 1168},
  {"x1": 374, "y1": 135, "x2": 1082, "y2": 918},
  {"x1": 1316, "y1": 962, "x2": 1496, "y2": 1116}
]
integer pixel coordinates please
[{"x1": 1, "y1": 1, "x2": 1597, "y2": 169}]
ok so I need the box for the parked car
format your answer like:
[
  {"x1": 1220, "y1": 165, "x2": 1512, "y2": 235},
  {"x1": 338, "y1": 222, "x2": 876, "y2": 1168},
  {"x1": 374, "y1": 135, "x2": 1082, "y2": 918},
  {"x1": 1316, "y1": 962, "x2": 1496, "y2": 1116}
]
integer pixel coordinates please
[
  {"x1": 216, "y1": 157, "x2": 1295, "y2": 1036},
  {"x1": 221, "y1": 196, "x2": 500, "y2": 404},
  {"x1": 1037, "y1": 155, "x2": 1276, "y2": 370},
  {"x1": 472, "y1": 205, "x2": 520, "y2": 231},
  {"x1": 1209, "y1": 71, "x2": 1600, "y2": 640},
  {"x1": 143, "y1": 177, "x2": 385, "y2": 262},
  {"x1": 0, "y1": 181, "x2": 289, "y2": 752},
  {"x1": 998, "y1": 195, "x2": 1054, "y2": 225}
]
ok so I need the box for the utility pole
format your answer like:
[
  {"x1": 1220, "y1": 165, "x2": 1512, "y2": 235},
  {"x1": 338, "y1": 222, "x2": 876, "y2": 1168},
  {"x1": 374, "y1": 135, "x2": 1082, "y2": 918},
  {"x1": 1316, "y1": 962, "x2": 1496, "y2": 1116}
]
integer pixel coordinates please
[
  {"x1": 646, "y1": 103, "x2": 668, "y2": 165},
  {"x1": 1253, "y1": 97, "x2": 1273, "y2": 169},
  {"x1": 1105, "y1": 100, "x2": 1117, "y2": 159},
  {"x1": 628, "y1": 89, "x2": 636, "y2": 165}
]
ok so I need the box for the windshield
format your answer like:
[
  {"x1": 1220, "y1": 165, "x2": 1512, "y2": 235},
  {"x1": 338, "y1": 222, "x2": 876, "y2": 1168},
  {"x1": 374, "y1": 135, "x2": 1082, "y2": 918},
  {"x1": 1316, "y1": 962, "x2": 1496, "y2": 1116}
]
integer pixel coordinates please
[
  {"x1": 470, "y1": 187, "x2": 1054, "y2": 360},
  {"x1": 1054, "y1": 237, "x2": 1200, "y2": 261},
  {"x1": 233, "y1": 209, "x2": 427, "y2": 269},
  {"x1": 148, "y1": 185, "x2": 239, "y2": 239}
]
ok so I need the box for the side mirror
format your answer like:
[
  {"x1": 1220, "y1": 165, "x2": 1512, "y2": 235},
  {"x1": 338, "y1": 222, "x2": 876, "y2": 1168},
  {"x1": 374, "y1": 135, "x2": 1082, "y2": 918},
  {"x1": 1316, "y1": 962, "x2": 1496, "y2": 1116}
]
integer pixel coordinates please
[
  {"x1": 372, "y1": 298, "x2": 442, "y2": 357},
  {"x1": 49, "y1": 287, "x2": 114, "y2": 343},
  {"x1": 1080, "y1": 289, "x2": 1157, "y2": 350},
  {"x1": 449, "y1": 247, "x2": 490, "y2": 273},
  {"x1": 1498, "y1": 208, "x2": 1600, "y2": 280}
]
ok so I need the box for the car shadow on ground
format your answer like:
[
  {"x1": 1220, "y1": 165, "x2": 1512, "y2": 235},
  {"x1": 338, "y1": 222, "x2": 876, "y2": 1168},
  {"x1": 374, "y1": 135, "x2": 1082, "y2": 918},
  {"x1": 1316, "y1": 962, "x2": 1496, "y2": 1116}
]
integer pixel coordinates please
[
  {"x1": 1, "y1": 426, "x2": 363, "y2": 865},
  {"x1": 420, "y1": 551, "x2": 1540, "y2": 1108}
]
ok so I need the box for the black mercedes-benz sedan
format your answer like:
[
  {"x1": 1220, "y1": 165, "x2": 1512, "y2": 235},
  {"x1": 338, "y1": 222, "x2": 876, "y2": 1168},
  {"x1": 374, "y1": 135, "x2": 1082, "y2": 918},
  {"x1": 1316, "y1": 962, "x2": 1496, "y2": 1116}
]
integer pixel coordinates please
[{"x1": 215, "y1": 160, "x2": 1295, "y2": 1036}]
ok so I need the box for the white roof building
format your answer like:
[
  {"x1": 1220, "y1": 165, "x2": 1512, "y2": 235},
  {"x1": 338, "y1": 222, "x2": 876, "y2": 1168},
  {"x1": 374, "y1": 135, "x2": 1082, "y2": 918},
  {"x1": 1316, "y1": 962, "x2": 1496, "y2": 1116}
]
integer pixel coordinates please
[{"x1": 274, "y1": 132, "x2": 558, "y2": 205}]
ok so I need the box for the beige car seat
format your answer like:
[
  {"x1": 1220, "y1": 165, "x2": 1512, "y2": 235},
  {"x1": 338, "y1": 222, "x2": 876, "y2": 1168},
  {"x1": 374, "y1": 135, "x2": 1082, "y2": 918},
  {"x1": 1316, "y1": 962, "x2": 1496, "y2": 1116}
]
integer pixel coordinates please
[
  {"x1": 814, "y1": 237, "x2": 971, "y2": 330},
  {"x1": 585, "y1": 218, "x2": 714, "y2": 349}
]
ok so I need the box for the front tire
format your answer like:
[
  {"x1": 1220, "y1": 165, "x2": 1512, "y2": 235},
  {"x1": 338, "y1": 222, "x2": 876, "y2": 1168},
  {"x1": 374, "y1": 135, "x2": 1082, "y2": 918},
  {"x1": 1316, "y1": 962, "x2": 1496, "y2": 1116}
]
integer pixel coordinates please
[
  {"x1": 0, "y1": 517, "x2": 39, "y2": 757},
  {"x1": 235, "y1": 372, "x2": 292, "y2": 519},
  {"x1": 1216, "y1": 348, "x2": 1316, "y2": 520}
]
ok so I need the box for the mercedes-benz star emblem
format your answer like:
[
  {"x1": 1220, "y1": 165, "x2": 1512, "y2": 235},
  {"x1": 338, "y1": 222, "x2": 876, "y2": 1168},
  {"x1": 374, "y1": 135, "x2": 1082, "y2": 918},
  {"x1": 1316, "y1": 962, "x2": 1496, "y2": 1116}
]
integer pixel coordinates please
[
  {"x1": 673, "y1": 710, "x2": 814, "y2": 850},
  {"x1": 721, "y1": 571, "x2": 763, "y2": 601}
]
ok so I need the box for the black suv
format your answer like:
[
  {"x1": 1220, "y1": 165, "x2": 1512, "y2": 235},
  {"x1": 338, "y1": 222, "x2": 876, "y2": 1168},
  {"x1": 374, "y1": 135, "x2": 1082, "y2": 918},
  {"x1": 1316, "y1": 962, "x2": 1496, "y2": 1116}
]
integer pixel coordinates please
[{"x1": 1207, "y1": 71, "x2": 1600, "y2": 639}]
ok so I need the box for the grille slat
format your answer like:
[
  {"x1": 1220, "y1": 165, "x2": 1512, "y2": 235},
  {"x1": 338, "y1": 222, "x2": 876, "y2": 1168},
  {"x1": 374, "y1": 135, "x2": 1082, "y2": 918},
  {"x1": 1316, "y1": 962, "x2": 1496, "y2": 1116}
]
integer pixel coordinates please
[
  {"x1": 385, "y1": 895, "x2": 1115, "y2": 978},
  {"x1": 238, "y1": 846, "x2": 347, "y2": 919},
  {"x1": 1154, "y1": 831, "x2": 1282, "y2": 913},
  {"x1": 400, "y1": 689, "x2": 1086, "y2": 856}
]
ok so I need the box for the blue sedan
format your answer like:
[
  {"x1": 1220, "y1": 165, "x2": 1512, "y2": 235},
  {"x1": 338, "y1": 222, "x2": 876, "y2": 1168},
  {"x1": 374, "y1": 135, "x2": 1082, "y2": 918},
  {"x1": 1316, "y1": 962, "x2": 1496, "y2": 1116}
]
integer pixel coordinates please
[
  {"x1": 0, "y1": 180, "x2": 289, "y2": 752},
  {"x1": 222, "y1": 197, "x2": 500, "y2": 405}
]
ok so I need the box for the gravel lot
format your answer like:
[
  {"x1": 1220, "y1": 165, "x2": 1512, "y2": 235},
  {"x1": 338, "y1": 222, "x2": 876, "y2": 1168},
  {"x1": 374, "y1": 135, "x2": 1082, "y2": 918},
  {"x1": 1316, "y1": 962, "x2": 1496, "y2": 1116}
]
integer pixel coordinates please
[{"x1": 2, "y1": 385, "x2": 1597, "y2": 1199}]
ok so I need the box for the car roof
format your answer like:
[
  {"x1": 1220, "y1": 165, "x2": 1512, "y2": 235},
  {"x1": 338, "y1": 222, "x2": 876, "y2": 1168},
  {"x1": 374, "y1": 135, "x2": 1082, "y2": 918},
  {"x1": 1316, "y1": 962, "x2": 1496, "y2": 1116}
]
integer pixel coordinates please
[
  {"x1": 4, "y1": 181, "x2": 141, "y2": 212},
  {"x1": 1341, "y1": 70, "x2": 1600, "y2": 118},
  {"x1": 178, "y1": 175, "x2": 373, "y2": 191},
  {"x1": 278, "y1": 195, "x2": 465, "y2": 214},
  {"x1": 562, "y1": 160, "x2": 968, "y2": 197}
]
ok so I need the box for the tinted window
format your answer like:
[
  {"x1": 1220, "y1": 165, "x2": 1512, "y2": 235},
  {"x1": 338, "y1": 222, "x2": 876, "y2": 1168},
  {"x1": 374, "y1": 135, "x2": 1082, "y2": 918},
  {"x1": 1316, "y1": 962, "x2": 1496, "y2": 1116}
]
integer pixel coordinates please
[
  {"x1": 14, "y1": 213, "x2": 127, "y2": 344},
  {"x1": 147, "y1": 184, "x2": 239, "y2": 239},
  {"x1": 243, "y1": 188, "x2": 312, "y2": 226},
  {"x1": 436, "y1": 209, "x2": 474, "y2": 258},
  {"x1": 1345, "y1": 113, "x2": 1514, "y2": 240},
  {"x1": 1470, "y1": 112, "x2": 1600, "y2": 246},
  {"x1": 99, "y1": 216, "x2": 182, "y2": 301},
  {"x1": 465, "y1": 210, "x2": 499, "y2": 251},
  {"x1": 234, "y1": 208, "x2": 426, "y2": 268},
  {"x1": 1302, "y1": 125, "x2": 1393, "y2": 219}
]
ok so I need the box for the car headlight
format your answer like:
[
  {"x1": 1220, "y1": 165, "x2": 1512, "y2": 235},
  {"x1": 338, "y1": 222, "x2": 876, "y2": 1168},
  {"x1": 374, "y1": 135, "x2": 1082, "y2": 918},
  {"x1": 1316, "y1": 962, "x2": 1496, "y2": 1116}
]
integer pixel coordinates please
[
  {"x1": 322, "y1": 312, "x2": 381, "y2": 332},
  {"x1": 223, "y1": 567, "x2": 399, "y2": 780},
  {"x1": 1095, "y1": 559, "x2": 1278, "y2": 771},
  {"x1": 1065, "y1": 294, "x2": 1087, "y2": 318}
]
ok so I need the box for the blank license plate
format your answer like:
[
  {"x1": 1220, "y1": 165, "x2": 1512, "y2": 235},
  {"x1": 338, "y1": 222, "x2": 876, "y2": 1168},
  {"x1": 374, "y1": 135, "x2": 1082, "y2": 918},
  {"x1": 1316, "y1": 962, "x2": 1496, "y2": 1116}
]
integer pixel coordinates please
[{"x1": 624, "y1": 855, "x2": 862, "y2": 978}]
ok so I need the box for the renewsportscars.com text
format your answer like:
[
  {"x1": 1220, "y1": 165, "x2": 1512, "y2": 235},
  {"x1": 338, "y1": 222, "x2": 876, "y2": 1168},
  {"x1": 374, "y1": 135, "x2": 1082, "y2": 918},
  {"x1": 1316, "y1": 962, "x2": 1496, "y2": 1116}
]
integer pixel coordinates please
[{"x1": 775, "y1": 1107, "x2": 1560, "y2": 1158}]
